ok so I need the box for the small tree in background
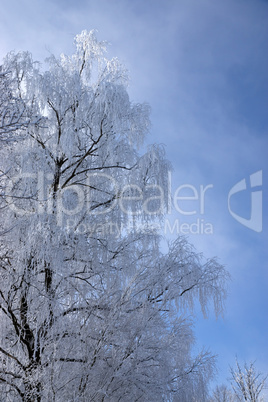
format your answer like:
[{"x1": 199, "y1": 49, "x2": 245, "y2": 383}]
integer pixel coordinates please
[
  {"x1": 210, "y1": 384, "x2": 235, "y2": 402},
  {"x1": 0, "y1": 65, "x2": 39, "y2": 142},
  {"x1": 230, "y1": 359, "x2": 267, "y2": 402}
]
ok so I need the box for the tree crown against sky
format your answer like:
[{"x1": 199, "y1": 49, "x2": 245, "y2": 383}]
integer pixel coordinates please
[{"x1": 0, "y1": 30, "x2": 229, "y2": 401}]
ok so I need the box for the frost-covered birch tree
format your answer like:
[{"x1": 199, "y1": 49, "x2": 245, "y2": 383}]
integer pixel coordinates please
[{"x1": 0, "y1": 30, "x2": 229, "y2": 401}]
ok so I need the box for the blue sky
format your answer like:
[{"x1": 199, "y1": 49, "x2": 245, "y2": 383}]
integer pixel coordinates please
[{"x1": 1, "y1": 0, "x2": 268, "y2": 393}]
